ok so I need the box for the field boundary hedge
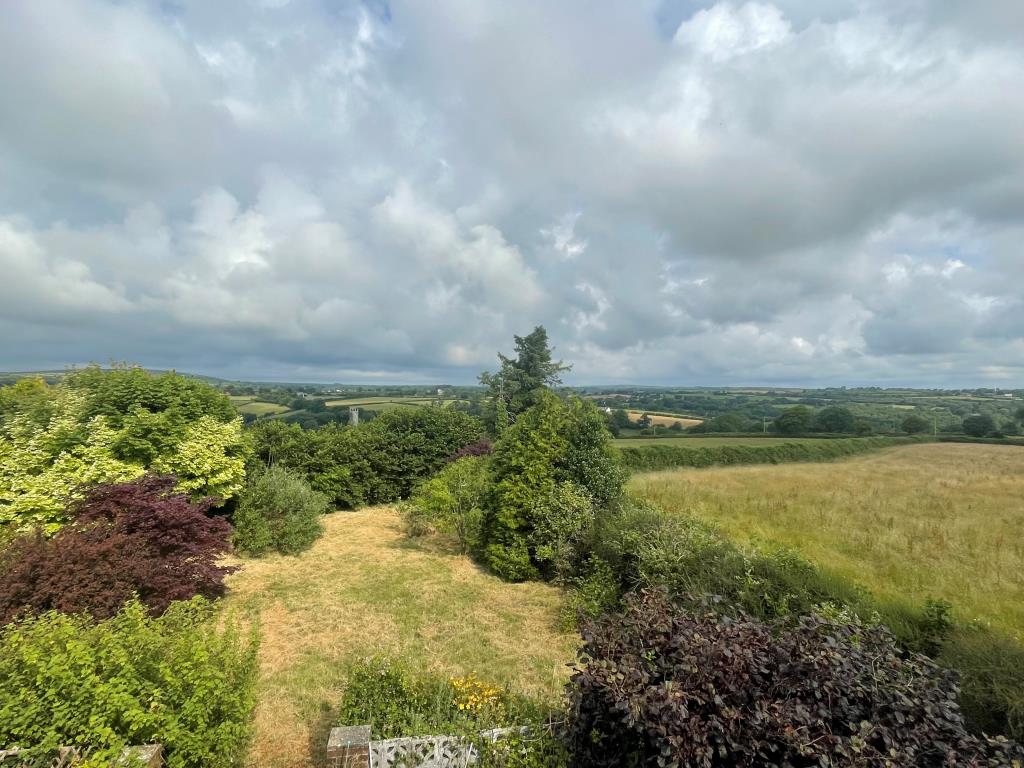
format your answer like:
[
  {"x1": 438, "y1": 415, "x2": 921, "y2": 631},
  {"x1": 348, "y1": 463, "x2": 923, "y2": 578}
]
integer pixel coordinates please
[{"x1": 618, "y1": 436, "x2": 932, "y2": 471}]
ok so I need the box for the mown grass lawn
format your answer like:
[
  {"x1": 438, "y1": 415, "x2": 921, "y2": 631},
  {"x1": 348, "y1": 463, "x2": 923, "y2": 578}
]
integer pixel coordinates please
[
  {"x1": 630, "y1": 443, "x2": 1024, "y2": 639},
  {"x1": 221, "y1": 508, "x2": 576, "y2": 768}
]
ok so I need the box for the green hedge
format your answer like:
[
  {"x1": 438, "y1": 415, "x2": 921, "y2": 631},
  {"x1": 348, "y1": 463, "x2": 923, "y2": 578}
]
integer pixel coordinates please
[
  {"x1": 0, "y1": 598, "x2": 259, "y2": 768},
  {"x1": 618, "y1": 436, "x2": 931, "y2": 471}
]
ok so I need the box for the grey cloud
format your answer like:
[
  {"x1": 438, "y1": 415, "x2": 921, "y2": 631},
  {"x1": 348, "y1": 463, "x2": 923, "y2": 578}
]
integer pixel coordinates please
[{"x1": 0, "y1": 0, "x2": 1022, "y2": 385}]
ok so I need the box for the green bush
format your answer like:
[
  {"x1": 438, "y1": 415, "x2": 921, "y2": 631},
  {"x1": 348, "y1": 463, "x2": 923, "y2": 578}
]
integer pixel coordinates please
[
  {"x1": 617, "y1": 435, "x2": 929, "y2": 472},
  {"x1": 232, "y1": 467, "x2": 328, "y2": 556},
  {"x1": 248, "y1": 407, "x2": 484, "y2": 509},
  {"x1": 401, "y1": 456, "x2": 490, "y2": 552},
  {"x1": 0, "y1": 598, "x2": 259, "y2": 768},
  {"x1": 482, "y1": 393, "x2": 626, "y2": 580},
  {"x1": 530, "y1": 483, "x2": 595, "y2": 584}
]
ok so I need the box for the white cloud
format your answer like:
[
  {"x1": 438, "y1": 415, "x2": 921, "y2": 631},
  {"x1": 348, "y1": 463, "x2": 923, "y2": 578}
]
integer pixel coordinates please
[{"x1": 0, "y1": 0, "x2": 1022, "y2": 384}]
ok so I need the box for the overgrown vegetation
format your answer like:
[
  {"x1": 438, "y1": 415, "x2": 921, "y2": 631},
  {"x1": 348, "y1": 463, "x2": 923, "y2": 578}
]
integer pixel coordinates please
[
  {"x1": 567, "y1": 590, "x2": 1023, "y2": 767},
  {"x1": 629, "y1": 445, "x2": 1024, "y2": 741},
  {"x1": 0, "y1": 598, "x2": 259, "y2": 768}
]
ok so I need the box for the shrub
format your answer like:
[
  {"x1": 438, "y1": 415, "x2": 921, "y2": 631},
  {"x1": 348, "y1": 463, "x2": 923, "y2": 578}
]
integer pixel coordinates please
[
  {"x1": 0, "y1": 369, "x2": 248, "y2": 532},
  {"x1": 566, "y1": 591, "x2": 1023, "y2": 768},
  {"x1": 482, "y1": 393, "x2": 626, "y2": 580},
  {"x1": 337, "y1": 657, "x2": 566, "y2": 766},
  {"x1": 530, "y1": 483, "x2": 595, "y2": 583},
  {"x1": 0, "y1": 598, "x2": 259, "y2": 768},
  {"x1": 401, "y1": 457, "x2": 490, "y2": 552},
  {"x1": 448, "y1": 438, "x2": 493, "y2": 461},
  {"x1": 232, "y1": 467, "x2": 328, "y2": 556},
  {"x1": 0, "y1": 475, "x2": 234, "y2": 624},
  {"x1": 252, "y1": 408, "x2": 485, "y2": 509}
]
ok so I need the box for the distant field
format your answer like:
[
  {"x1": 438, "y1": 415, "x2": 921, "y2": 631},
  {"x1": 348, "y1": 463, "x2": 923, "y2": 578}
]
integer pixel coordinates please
[
  {"x1": 630, "y1": 443, "x2": 1024, "y2": 638},
  {"x1": 233, "y1": 399, "x2": 290, "y2": 416},
  {"x1": 626, "y1": 411, "x2": 703, "y2": 428},
  {"x1": 615, "y1": 435, "x2": 822, "y2": 447},
  {"x1": 324, "y1": 397, "x2": 464, "y2": 410}
]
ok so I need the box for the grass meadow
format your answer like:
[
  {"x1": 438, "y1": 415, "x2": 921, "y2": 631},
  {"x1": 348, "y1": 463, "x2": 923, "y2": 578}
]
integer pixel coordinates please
[
  {"x1": 221, "y1": 508, "x2": 576, "y2": 768},
  {"x1": 234, "y1": 401, "x2": 292, "y2": 417},
  {"x1": 630, "y1": 443, "x2": 1024, "y2": 638}
]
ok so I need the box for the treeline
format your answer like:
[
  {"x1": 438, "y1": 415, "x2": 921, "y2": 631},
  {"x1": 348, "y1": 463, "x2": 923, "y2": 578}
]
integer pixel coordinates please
[
  {"x1": 247, "y1": 407, "x2": 483, "y2": 508},
  {"x1": 619, "y1": 435, "x2": 931, "y2": 471}
]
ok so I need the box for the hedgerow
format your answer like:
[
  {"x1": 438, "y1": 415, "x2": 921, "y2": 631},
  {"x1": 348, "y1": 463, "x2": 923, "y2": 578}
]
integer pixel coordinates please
[
  {"x1": 0, "y1": 598, "x2": 259, "y2": 768},
  {"x1": 248, "y1": 407, "x2": 484, "y2": 508},
  {"x1": 566, "y1": 591, "x2": 1023, "y2": 768},
  {"x1": 0, "y1": 475, "x2": 234, "y2": 624},
  {"x1": 617, "y1": 435, "x2": 930, "y2": 471}
]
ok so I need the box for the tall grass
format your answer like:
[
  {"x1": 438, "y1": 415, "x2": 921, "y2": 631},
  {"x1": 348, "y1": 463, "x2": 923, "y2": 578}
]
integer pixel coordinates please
[{"x1": 629, "y1": 443, "x2": 1024, "y2": 739}]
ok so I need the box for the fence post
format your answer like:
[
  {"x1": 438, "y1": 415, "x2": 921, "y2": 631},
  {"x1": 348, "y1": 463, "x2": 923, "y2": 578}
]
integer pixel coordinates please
[{"x1": 326, "y1": 726, "x2": 371, "y2": 768}]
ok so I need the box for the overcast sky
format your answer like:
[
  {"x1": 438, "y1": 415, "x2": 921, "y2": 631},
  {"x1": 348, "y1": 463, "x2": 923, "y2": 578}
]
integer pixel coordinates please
[{"x1": 1, "y1": 1, "x2": 1022, "y2": 385}]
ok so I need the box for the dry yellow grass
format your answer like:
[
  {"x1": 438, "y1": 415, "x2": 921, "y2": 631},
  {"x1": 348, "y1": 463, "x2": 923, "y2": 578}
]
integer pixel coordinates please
[
  {"x1": 631, "y1": 443, "x2": 1024, "y2": 638},
  {"x1": 221, "y1": 508, "x2": 577, "y2": 768},
  {"x1": 626, "y1": 410, "x2": 702, "y2": 428}
]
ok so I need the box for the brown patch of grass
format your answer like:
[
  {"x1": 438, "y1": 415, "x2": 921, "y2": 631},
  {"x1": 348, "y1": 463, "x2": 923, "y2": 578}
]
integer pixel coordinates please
[
  {"x1": 630, "y1": 443, "x2": 1024, "y2": 639},
  {"x1": 222, "y1": 507, "x2": 577, "y2": 767}
]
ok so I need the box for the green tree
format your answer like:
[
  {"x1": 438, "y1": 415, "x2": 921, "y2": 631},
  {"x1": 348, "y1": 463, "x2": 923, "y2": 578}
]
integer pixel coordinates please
[
  {"x1": 963, "y1": 414, "x2": 997, "y2": 437},
  {"x1": 401, "y1": 456, "x2": 491, "y2": 553},
  {"x1": 637, "y1": 413, "x2": 653, "y2": 429},
  {"x1": 773, "y1": 406, "x2": 812, "y2": 436},
  {"x1": 479, "y1": 326, "x2": 571, "y2": 434},
  {"x1": 611, "y1": 409, "x2": 632, "y2": 429},
  {"x1": 900, "y1": 414, "x2": 930, "y2": 435},
  {"x1": 812, "y1": 406, "x2": 857, "y2": 433},
  {"x1": 481, "y1": 392, "x2": 625, "y2": 581}
]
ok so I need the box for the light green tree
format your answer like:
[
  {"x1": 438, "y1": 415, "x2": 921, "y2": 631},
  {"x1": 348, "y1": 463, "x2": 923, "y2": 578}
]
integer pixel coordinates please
[{"x1": 153, "y1": 416, "x2": 248, "y2": 500}]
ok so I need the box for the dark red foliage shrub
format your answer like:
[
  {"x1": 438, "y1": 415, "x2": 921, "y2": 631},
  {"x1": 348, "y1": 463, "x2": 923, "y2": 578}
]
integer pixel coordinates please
[
  {"x1": 566, "y1": 591, "x2": 1023, "y2": 768},
  {"x1": 0, "y1": 475, "x2": 234, "y2": 624},
  {"x1": 447, "y1": 438, "x2": 493, "y2": 462}
]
